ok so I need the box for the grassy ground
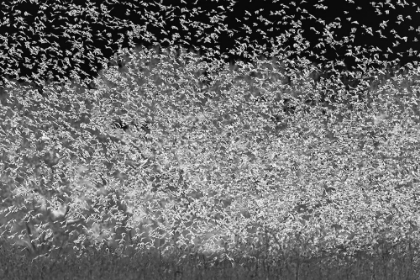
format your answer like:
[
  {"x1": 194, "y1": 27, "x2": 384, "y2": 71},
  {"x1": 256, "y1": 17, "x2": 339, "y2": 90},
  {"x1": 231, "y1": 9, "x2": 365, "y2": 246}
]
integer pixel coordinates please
[{"x1": 1, "y1": 238, "x2": 420, "y2": 280}]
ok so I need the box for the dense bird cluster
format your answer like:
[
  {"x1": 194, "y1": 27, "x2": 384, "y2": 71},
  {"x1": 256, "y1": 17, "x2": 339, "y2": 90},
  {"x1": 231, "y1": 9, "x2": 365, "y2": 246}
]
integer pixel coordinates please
[{"x1": 1, "y1": 1, "x2": 420, "y2": 278}]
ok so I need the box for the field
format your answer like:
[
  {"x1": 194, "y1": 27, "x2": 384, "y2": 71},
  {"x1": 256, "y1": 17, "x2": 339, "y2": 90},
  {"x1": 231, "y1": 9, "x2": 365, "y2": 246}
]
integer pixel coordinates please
[{"x1": 1, "y1": 45, "x2": 420, "y2": 279}]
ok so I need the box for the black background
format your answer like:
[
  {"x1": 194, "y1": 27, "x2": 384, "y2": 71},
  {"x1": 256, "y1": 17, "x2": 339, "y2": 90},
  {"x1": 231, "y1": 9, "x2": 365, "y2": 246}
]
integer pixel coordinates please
[{"x1": 1, "y1": 0, "x2": 419, "y2": 90}]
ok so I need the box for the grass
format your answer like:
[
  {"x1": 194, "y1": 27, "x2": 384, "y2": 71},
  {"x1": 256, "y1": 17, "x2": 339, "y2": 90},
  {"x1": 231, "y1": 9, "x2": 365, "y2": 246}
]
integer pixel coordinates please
[
  {"x1": 1, "y1": 240, "x2": 420, "y2": 279},
  {"x1": 1, "y1": 45, "x2": 420, "y2": 279}
]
